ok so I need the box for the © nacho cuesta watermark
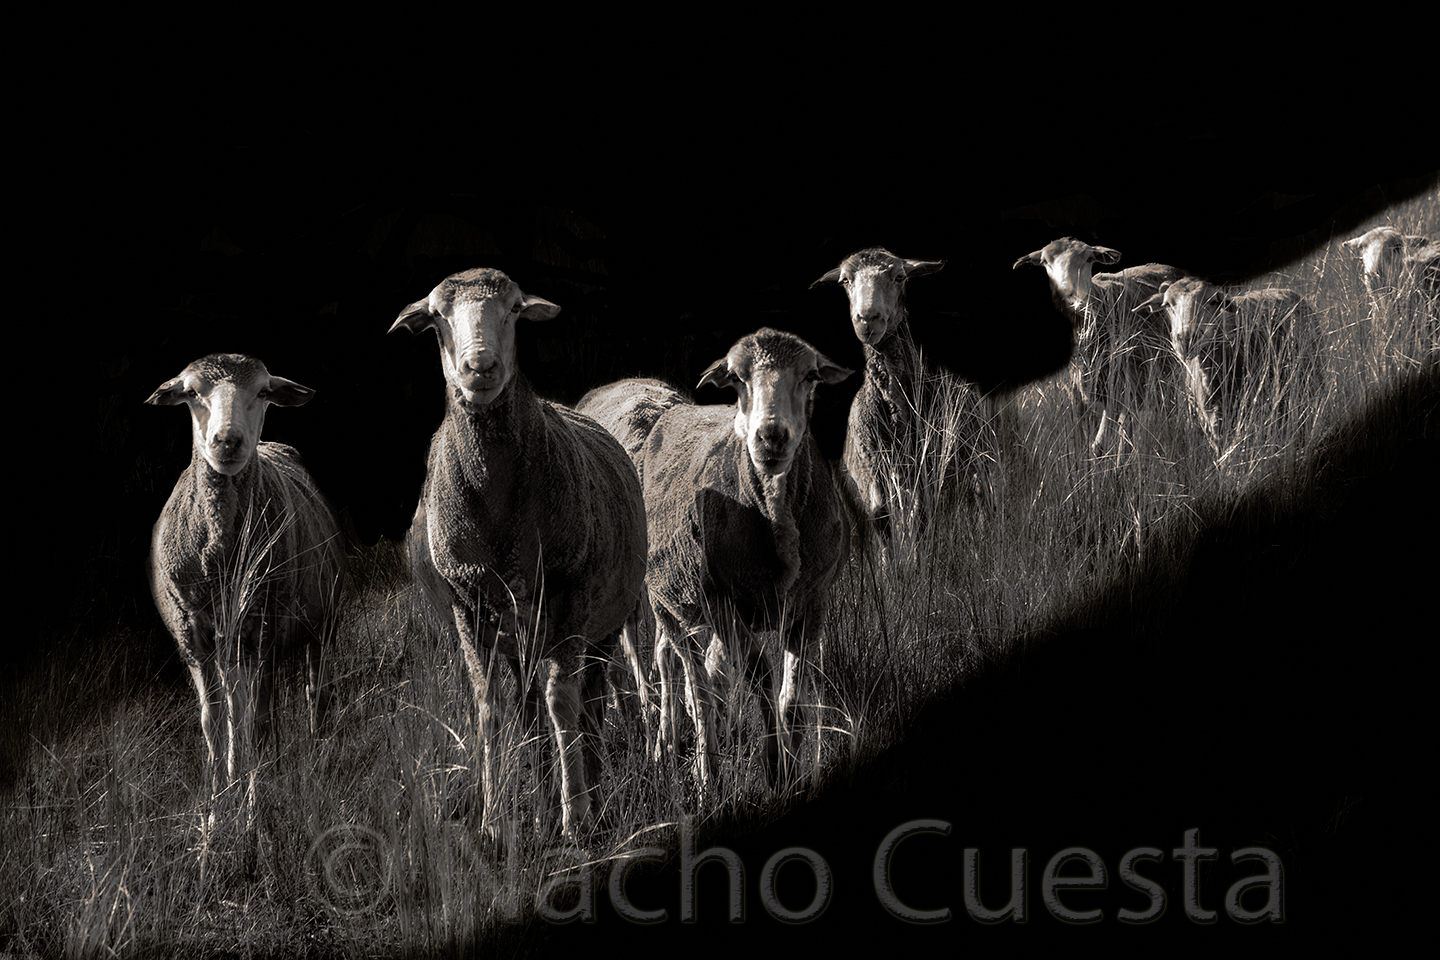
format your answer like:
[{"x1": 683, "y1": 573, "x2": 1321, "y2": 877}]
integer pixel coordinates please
[{"x1": 306, "y1": 818, "x2": 1283, "y2": 926}]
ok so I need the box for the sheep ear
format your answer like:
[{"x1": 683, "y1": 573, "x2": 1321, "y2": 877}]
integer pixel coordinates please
[
  {"x1": 519, "y1": 294, "x2": 561, "y2": 321},
  {"x1": 697, "y1": 358, "x2": 737, "y2": 391},
  {"x1": 903, "y1": 258, "x2": 945, "y2": 278},
  {"x1": 264, "y1": 376, "x2": 315, "y2": 407},
  {"x1": 389, "y1": 298, "x2": 435, "y2": 335},
  {"x1": 815, "y1": 355, "x2": 855, "y2": 385},
  {"x1": 146, "y1": 377, "x2": 187, "y2": 405},
  {"x1": 1133, "y1": 292, "x2": 1164, "y2": 314},
  {"x1": 809, "y1": 266, "x2": 843, "y2": 289},
  {"x1": 1012, "y1": 250, "x2": 1044, "y2": 270},
  {"x1": 1093, "y1": 246, "x2": 1122, "y2": 265}
]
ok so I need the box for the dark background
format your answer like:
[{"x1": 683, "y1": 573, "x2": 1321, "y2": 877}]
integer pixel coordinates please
[{"x1": 11, "y1": 23, "x2": 1437, "y2": 954}]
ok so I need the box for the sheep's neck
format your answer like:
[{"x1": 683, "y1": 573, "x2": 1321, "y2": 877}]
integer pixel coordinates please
[
  {"x1": 186, "y1": 449, "x2": 262, "y2": 579},
  {"x1": 443, "y1": 374, "x2": 539, "y2": 492},
  {"x1": 864, "y1": 312, "x2": 922, "y2": 440},
  {"x1": 740, "y1": 453, "x2": 803, "y2": 599}
]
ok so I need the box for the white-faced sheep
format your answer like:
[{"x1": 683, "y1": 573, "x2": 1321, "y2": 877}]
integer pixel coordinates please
[
  {"x1": 1134, "y1": 278, "x2": 1319, "y2": 452},
  {"x1": 810, "y1": 247, "x2": 978, "y2": 549},
  {"x1": 583, "y1": 329, "x2": 853, "y2": 787},
  {"x1": 1343, "y1": 226, "x2": 1439, "y2": 343},
  {"x1": 1343, "y1": 226, "x2": 1434, "y2": 305},
  {"x1": 390, "y1": 267, "x2": 648, "y2": 839},
  {"x1": 147, "y1": 353, "x2": 346, "y2": 797},
  {"x1": 1013, "y1": 237, "x2": 1186, "y2": 451}
]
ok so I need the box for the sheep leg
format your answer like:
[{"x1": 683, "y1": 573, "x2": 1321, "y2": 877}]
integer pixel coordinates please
[
  {"x1": 616, "y1": 604, "x2": 653, "y2": 753},
  {"x1": 188, "y1": 658, "x2": 223, "y2": 796},
  {"x1": 775, "y1": 624, "x2": 810, "y2": 784},
  {"x1": 674, "y1": 629, "x2": 720, "y2": 787},
  {"x1": 579, "y1": 647, "x2": 608, "y2": 813},
  {"x1": 740, "y1": 636, "x2": 781, "y2": 786},
  {"x1": 653, "y1": 623, "x2": 675, "y2": 763},
  {"x1": 456, "y1": 609, "x2": 503, "y2": 842},
  {"x1": 304, "y1": 640, "x2": 333, "y2": 737},
  {"x1": 544, "y1": 639, "x2": 591, "y2": 838},
  {"x1": 653, "y1": 609, "x2": 689, "y2": 765}
]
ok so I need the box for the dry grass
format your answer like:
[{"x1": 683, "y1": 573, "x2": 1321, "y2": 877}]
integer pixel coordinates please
[{"x1": 2, "y1": 188, "x2": 1435, "y2": 957}]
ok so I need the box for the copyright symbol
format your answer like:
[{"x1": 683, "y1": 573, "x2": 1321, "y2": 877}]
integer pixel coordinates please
[{"x1": 306, "y1": 824, "x2": 393, "y2": 916}]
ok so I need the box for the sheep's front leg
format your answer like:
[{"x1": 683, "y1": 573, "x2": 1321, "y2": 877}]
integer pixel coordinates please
[
  {"x1": 773, "y1": 619, "x2": 814, "y2": 787},
  {"x1": 674, "y1": 626, "x2": 720, "y2": 788},
  {"x1": 616, "y1": 602, "x2": 654, "y2": 756},
  {"x1": 545, "y1": 637, "x2": 592, "y2": 838},
  {"x1": 455, "y1": 606, "x2": 503, "y2": 842},
  {"x1": 188, "y1": 657, "x2": 223, "y2": 795},
  {"x1": 652, "y1": 609, "x2": 681, "y2": 764}
]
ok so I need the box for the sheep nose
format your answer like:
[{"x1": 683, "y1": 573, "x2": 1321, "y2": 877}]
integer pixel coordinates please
[
  {"x1": 211, "y1": 428, "x2": 245, "y2": 453},
  {"x1": 463, "y1": 352, "x2": 500, "y2": 381},
  {"x1": 757, "y1": 421, "x2": 789, "y2": 449},
  {"x1": 857, "y1": 318, "x2": 882, "y2": 342}
]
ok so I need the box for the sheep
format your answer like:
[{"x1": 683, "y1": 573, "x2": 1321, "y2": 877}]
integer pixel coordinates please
[
  {"x1": 1405, "y1": 239, "x2": 1440, "y2": 288},
  {"x1": 1133, "y1": 278, "x2": 1319, "y2": 452},
  {"x1": 575, "y1": 378, "x2": 692, "y2": 756},
  {"x1": 1343, "y1": 226, "x2": 1434, "y2": 308},
  {"x1": 1013, "y1": 237, "x2": 1186, "y2": 452},
  {"x1": 574, "y1": 377, "x2": 693, "y2": 463},
  {"x1": 1343, "y1": 225, "x2": 1440, "y2": 346},
  {"x1": 584, "y1": 329, "x2": 853, "y2": 787},
  {"x1": 147, "y1": 353, "x2": 346, "y2": 799},
  {"x1": 809, "y1": 247, "x2": 976, "y2": 550},
  {"x1": 390, "y1": 267, "x2": 648, "y2": 839}
]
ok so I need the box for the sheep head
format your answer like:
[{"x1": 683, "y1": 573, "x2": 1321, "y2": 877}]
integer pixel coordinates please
[
  {"x1": 1343, "y1": 226, "x2": 1425, "y2": 291},
  {"x1": 1135, "y1": 278, "x2": 1230, "y2": 354},
  {"x1": 390, "y1": 267, "x2": 560, "y2": 408},
  {"x1": 1013, "y1": 237, "x2": 1122, "y2": 309},
  {"x1": 698, "y1": 328, "x2": 852, "y2": 477},
  {"x1": 810, "y1": 247, "x2": 945, "y2": 346},
  {"x1": 146, "y1": 353, "x2": 314, "y2": 477}
]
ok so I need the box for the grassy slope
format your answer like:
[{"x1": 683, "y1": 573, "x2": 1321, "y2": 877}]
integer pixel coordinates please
[{"x1": 2, "y1": 191, "x2": 1435, "y2": 957}]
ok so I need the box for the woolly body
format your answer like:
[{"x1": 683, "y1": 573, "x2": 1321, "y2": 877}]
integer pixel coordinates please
[
  {"x1": 393, "y1": 267, "x2": 647, "y2": 838},
  {"x1": 147, "y1": 354, "x2": 345, "y2": 791},
  {"x1": 607, "y1": 328, "x2": 852, "y2": 785}
]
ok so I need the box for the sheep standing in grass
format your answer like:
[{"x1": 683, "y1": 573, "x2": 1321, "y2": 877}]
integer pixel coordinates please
[
  {"x1": 1013, "y1": 237, "x2": 1185, "y2": 452},
  {"x1": 1134, "y1": 278, "x2": 1319, "y2": 452},
  {"x1": 147, "y1": 354, "x2": 346, "y2": 798},
  {"x1": 584, "y1": 329, "x2": 852, "y2": 787},
  {"x1": 1343, "y1": 226, "x2": 1439, "y2": 344},
  {"x1": 390, "y1": 267, "x2": 647, "y2": 839},
  {"x1": 1343, "y1": 226, "x2": 1434, "y2": 310},
  {"x1": 810, "y1": 247, "x2": 966, "y2": 548}
]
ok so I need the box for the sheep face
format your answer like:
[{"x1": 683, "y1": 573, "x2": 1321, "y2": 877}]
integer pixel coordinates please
[
  {"x1": 698, "y1": 328, "x2": 852, "y2": 477},
  {"x1": 146, "y1": 354, "x2": 315, "y2": 476},
  {"x1": 811, "y1": 247, "x2": 945, "y2": 345},
  {"x1": 389, "y1": 267, "x2": 560, "y2": 408},
  {"x1": 1013, "y1": 237, "x2": 1122, "y2": 308},
  {"x1": 1344, "y1": 226, "x2": 1407, "y2": 290},
  {"x1": 1137, "y1": 278, "x2": 1233, "y2": 357}
]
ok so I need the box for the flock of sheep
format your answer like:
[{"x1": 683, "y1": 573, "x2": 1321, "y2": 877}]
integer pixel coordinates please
[{"x1": 144, "y1": 226, "x2": 1439, "y2": 843}]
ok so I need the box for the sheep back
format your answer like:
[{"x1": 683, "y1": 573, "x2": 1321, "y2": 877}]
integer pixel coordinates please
[{"x1": 575, "y1": 378, "x2": 692, "y2": 466}]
